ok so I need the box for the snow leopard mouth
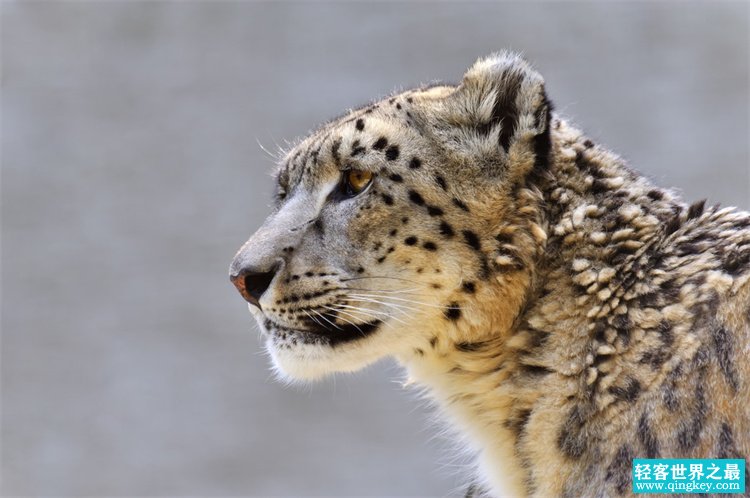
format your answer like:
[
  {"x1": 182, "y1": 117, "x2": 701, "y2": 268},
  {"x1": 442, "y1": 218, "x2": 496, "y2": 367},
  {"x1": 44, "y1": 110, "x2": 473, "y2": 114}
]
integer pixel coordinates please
[{"x1": 262, "y1": 316, "x2": 383, "y2": 347}]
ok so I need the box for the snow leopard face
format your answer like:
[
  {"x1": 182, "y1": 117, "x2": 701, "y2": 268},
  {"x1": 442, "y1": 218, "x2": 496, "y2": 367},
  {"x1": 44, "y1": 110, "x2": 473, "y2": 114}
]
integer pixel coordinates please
[{"x1": 230, "y1": 53, "x2": 552, "y2": 380}]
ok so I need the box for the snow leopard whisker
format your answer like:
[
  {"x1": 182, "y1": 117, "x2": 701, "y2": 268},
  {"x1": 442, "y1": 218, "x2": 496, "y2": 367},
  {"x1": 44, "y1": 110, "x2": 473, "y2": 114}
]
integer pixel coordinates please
[
  {"x1": 302, "y1": 310, "x2": 327, "y2": 330},
  {"x1": 347, "y1": 292, "x2": 450, "y2": 310},
  {"x1": 310, "y1": 308, "x2": 344, "y2": 331},
  {"x1": 331, "y1": 303, "x2": 409, "y2": 326},
  {"x1": 340, "y1": 275, "x2": 428, "y2": 287},
  {"x1": 329, "y1": 302, "x2": 393, "y2": 319},
  {"x1": 320, "y1": 306, "x2": 365, "y2": 334},
  {"x1": 345, "y1": 296, "x2": 422, "y2": 315},
  {"x1": 342, "y1": 286, "x2": 422, "y2": 295}
]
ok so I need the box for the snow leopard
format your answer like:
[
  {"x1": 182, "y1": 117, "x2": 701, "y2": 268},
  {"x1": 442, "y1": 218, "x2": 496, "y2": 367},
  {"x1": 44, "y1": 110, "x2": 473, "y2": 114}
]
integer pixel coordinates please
[{"x1": 230, "y1": 52, "x2": 749, "y2": 497}]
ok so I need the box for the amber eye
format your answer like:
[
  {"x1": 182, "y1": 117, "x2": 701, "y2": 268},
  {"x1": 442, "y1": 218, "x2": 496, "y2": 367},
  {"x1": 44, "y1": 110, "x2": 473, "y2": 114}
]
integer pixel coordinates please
[{"x1": 343, "y1": 169, "x2": 374, "y2": 196}]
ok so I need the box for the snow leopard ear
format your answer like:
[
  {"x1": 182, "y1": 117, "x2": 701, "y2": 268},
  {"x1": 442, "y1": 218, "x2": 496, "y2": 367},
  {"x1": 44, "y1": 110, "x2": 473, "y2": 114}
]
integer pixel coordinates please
[{"x1": 428, "y1": 52, "x2": 553, "y2": 178}]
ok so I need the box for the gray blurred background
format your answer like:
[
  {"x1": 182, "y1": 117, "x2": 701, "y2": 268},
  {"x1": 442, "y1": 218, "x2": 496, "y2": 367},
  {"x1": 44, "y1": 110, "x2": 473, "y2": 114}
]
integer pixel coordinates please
[{"x1": 2, "y1": 1, "x2": 748, "y2": 496}]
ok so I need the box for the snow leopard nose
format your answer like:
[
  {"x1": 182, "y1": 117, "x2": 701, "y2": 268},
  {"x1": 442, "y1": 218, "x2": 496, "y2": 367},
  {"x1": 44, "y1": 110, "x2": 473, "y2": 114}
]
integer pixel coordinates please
[
  {"x1": 230, "y1": 191, "x2": 314, "y2": 308},
  {"x1": 230, "y1": 262, "x2": 280, "y2": 309}
]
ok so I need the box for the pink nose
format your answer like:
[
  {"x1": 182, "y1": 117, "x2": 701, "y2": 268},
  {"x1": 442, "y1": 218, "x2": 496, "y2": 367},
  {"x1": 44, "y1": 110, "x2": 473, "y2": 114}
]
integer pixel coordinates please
[{"x1": 229, "y1": 266, "x2": 278, "y2": 309}]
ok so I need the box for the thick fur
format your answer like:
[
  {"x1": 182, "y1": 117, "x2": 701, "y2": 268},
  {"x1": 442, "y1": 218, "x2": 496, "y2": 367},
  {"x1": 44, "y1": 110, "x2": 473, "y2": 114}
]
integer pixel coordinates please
[{"x1": 230, "y1": 52, "x2": 750, "y2": 497}]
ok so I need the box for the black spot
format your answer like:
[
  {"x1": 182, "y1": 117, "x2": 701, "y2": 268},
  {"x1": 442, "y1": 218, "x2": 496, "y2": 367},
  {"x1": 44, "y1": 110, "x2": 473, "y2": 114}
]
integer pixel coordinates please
[
  {"x1": 408, "y1": 190, "x2": 425, "y2": 205},
  {"x1": 404, "y1": 236, "x2": 418, "y2": 246},
  {"x1": 376, "y1": 256, "x2": 386, "y2": 263},
  {"x1": 608, "y1": 377, "x2": 641, "y2": 402},
  {"x1": 304, "y1": 271, "x2": 314, "y2": 277},
  {"x1": 718, "y1": 422, "x2": 735, "y2": 459},
  {"x1": 504, "y1": 408, "x2": 532, "y2": 438},
  {"x1": 590, "y1": 179, "x2": 610, "y2": 194},
  {"x1": 444, "y1": 303, "x2": 461, "y2": 321},
  {"x1": 605, "y1": 445, "x2": 633, "y2": 495},
  {"x1": 452, "y1": 198, "x2": 470, "y2": 212},
  {"x1": 423, "y1": 241, "x2": 437, "y2": 251},
  {"x1": 525, "y1": 329, "x2": 550, "y2": 351},
  {"x1": 427, "y1": 206, "x2": 444, "y2": 216},
  {"x1": 583, "y1": 139, "x2": 594, "y2": 149},
  {"x1": 519, "y1": 363, "x2": 553, "y2": 376},
  {"x1": 435, "y1": 176, "x2": 447, "y2": 190},
  {"x1": 462, "y1": 230, "x2": 481, "y2": 251},
  {"x1": 372, "y1": 137, "x2": 388, "y2": 150},
  {"x1": 396, "y1": 103, "x2": 402, "y2": 110},
  {"x1": 313, "y1": 218, "x2": 324, "y2": 234},
  {"x1": 647, "y1": 189, "x2": 664, "y2": 201},
  {"x1": 429, "y1": 336, "x2": 438, "y2": 348},
  {"x1": 712, "y1": 324, "x2": 739, "y2": 391},
  {"x1": 531, "y1": 93, "x2": 553, "y2": 175},
  {"x1": 389, "y1": 229, "x2": 398, "y2": 236},
  {"x1": 331, "y1": 139, "x2": 342, "y2": 165},
  {"x1": 401, "y1": 217, "x2": 409, "y2": 224},
  {"x1": 575, "y1": 152, "x2": 603, "y2": 177},
  {"x1": 591, "y1": 323, "x2": 607, "y2": 343},
  {"x1": 385, "y1": 145, "x2": 400, "y2": 161},
  {"x1": 664, "y1": 213, "x2": 682, "y2": 236},
  {"x1": 389, "y1": 173, "x2": 403, "y2": 183},
  {"x1": 477, "y1": 71, "x2": 522, "y2": 152},
  {"x1": 663, "y1": 374, "x2": 679, "y2": 411},
  {"x1": 456, "y1": 341, "x2": 486, "y2": 352},
  {"x1": 355, "y1": 118, "x2": 364, "y2": 131},
  {"x1": 557, "y1": 405, "x2": 588, "y2": 459},
  {"x1": 655, "y1": 319, "x2": 674, "y2": 347},
  {"x1": 640, "y1": 349, "x2": 669, "y2": 369},
  {"x1": 357, "y1": 267, "x2": 365, "y2": 273},
  {"x1": 462, "y1": 281, "x2": 476, "y2": 293},
  {"x1": 722, "y1": 248, "x2": 750, "y2": 276},
  {"x1": 350, "y1": 145, "x2": 366, "y2": 156},
  {"x1": 495, "y1": 232, "x2": 514, "y2": 245},
  {"x1": 381, "y1": 193, "x2": 394, "y2": 205},
  {"x1": 409, "y1": 157, "x2": 422, "y2": 169},
  {"x1": 413, "y1": 348, "x2": 424, "y2": 356},
  {"x1": 687, "y1": 199, "x2": 706, "y2": 220},
  {"x1": 439, "y1": 221, "x2": 455, "y2": 238},
  {"x1": 477, "y1": 256, "x2": 492, "y2": 279},
  {"x1": 677, "y1": 381, "x2": 706, "y2": 451},
  {"x1": 638, "y1": 413, "x2": 660, "y2": 458}
]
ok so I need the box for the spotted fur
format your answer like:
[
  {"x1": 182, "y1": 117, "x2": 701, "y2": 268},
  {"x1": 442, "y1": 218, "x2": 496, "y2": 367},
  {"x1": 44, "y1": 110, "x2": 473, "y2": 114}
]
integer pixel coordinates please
[{"x1": 230, "y1": 52, "x2": 750, "y2": 497}]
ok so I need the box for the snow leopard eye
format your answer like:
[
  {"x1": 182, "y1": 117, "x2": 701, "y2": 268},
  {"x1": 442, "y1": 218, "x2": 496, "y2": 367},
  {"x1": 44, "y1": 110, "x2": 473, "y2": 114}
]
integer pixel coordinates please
[{"x1": 341, "y1": 169, "x2": 374, "y2": 197}]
